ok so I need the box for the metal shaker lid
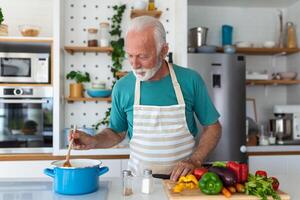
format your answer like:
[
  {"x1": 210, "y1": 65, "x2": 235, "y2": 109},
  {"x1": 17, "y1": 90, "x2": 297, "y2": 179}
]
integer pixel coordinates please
[
  {"x1": 143, "y1": 169, "x2": 152, "y2": 176},
  {"x1": 122, "y1": 170, "x2": 132, "y2": 176}
]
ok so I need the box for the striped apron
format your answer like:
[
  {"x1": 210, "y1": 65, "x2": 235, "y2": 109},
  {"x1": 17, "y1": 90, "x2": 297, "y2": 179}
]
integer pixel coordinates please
[{"x1": 128, "y1": 63, "x2": 195, "y2": 176}]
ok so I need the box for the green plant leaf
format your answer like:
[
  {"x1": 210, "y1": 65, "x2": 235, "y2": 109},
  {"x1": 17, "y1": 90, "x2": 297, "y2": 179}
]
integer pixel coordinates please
[{"x1": 0, "y1": 8, "x2": 4, "y2": 25}]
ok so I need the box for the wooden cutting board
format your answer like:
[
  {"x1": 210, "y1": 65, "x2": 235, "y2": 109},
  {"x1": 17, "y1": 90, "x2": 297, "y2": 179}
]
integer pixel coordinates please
[{"x1": 162, "y1": 180, "x2": 290, "y2": 200}]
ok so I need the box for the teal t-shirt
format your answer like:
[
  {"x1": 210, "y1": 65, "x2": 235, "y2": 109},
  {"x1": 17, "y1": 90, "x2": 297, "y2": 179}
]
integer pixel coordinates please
[{"x1": 109, "y1": 64, "x2": 220, "y2": 139}]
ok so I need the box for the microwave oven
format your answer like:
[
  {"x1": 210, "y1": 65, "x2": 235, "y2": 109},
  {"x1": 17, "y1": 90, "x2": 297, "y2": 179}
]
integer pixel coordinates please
[{"x1": 0, "y1": 52, "x2": 50, "y2": 83}]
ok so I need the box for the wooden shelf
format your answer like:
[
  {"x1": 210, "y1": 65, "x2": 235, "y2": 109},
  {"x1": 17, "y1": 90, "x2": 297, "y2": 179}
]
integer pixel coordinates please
[
  {"x1": 130, "y1": 10, "x2": 162, "y2": 19},
  {"x1": 246, "y1": 79, "x2": 300, "y2": 85},
  {"x1": 0, "y1": 36, "x2": 53, "y2": 43},
  {"x1": 65, "y1": 97, "x2": 112, "y2": 103},
  {"x1": 64, "y1": 46, "x2": 113, "y2": 55},
  {"x1": 216, "y1": 47, "x2": 300, "y2": 55}
]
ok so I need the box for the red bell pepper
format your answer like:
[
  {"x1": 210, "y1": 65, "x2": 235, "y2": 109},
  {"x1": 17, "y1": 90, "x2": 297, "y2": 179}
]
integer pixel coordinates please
[
  {"x1": 271, "y1": 177, "x2": 280, "y2": 191},
  {"x1": 255, "y1": 170, "x2": 268, "y2": 177},
  {"x1": 193, "y1": 168, "x2": 208, "y2": 180},
  {"x1": 226, "y1": 161, "x2": 249, "y2": 183},
  {"x1": 239, "y1": 163, "x2": 249, "y2": 183}
]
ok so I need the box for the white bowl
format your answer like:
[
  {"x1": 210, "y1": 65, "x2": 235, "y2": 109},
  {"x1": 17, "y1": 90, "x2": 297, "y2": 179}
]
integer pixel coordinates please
[
  {"x1": 133, "y1": 0, "x2": 147, "y2": 10},
  {"x1": 263, "y1": 41, "x2": 276, "y2": 48},
  {"x1": 278, "y1": 72, "x2": 297, "y2": 80},
  {"x1": 236, "y1": 41, "x2": 252, "y2": 48}
]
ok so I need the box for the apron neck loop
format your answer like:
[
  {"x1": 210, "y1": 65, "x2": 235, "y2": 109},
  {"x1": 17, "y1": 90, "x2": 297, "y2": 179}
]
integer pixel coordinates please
[{"x1": 134, "y1": 61, "x2": 185, "y2": 105}]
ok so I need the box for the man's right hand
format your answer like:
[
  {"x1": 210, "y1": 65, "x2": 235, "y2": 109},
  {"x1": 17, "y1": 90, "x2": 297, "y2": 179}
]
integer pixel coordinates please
[{"x1": 69, "y1": 130, "x2": 97, "y2": 150}]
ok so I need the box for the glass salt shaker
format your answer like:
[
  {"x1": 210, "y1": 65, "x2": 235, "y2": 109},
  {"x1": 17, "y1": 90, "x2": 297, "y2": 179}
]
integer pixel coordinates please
[
  {"x1": 141, "y1": 169, "x2": 153, "y2": 194},
  {"x1": 87, "y1": 28, "x2": 98, "y2": 47},
  {"x1": 122, "y1": 170, "x2": 133, "y2": 196},
  {"x1": 99, "y1": 22, "x2": 110, "y2": 47}
]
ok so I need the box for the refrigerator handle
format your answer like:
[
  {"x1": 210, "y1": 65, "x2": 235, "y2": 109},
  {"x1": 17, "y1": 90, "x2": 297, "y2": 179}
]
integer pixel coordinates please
[{"x1": 212, "y1": 74, "x2": 221, "y2": 88}]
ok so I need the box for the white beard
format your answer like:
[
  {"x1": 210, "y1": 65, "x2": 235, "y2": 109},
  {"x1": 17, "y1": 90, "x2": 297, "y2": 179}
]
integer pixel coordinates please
[{"x1": 132, "y1": 58, "x2": 163, "y2": 81}]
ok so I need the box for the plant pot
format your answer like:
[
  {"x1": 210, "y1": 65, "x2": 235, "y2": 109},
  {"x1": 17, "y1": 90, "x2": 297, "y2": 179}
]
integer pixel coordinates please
[
  {"x1": 69, "y1": 83, "x2": 83, "y2": 98},
  {"x1": 0, "y1": 24, "x2": 8, "y2": 36}
]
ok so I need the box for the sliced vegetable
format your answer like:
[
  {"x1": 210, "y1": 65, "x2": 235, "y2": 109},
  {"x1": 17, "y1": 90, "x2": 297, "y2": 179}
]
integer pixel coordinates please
[
  {"x1": 193, "y1": 168, "x2": 208, "y2": 180},
  {"x1": 172, "y1": 183, "x2": 184, "y2": 193},
  {"x1": 255, "y1": 170, "x2": 268, "y2": 177},
  {"x1": 271, "y1": 177, "x2": 280, "y2": 191},
  {"x1": 236, "y1": 183, "x2": 245, "y2": 193},
  {"x1": 208, "y1": 166, "x2": 237, "y2": 187},
  {"x1": 245, "y1": 173, "x2": 280, "y2": 200},
  {"x1": 222, "y1": 187, "x2": 232, "y2": 198},
  {"x1": 198, "y1": 172, "x2": 223, "y2": 195}
]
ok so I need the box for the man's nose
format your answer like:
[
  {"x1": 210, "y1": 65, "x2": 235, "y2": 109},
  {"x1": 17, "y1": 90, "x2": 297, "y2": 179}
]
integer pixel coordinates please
[{"x1": 131, "y1": 57, "x2": 141, "y2": 69}]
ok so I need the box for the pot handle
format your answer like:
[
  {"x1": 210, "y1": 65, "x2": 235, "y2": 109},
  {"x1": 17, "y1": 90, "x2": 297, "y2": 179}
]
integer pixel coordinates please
[
  {"x1": 44, "y1": 168, "x2": 55, "y2": 178},
  {"x1": 98, "y1": 166, "x2": 109, "y2": 176}
]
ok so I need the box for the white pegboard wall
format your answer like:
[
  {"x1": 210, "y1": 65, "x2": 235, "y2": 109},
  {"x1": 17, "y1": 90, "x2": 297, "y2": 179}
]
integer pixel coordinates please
[{"x1": 63, "y1": 0, "x2": 176, "y2": 133}]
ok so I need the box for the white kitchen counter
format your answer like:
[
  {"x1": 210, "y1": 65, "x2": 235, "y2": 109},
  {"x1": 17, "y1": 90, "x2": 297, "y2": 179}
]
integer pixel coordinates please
[
  {"x1": 0, "y1": 177, "x2": 168, "y2": 200},
  {"x1": 247, "y1": 145, "x2": 300, "y2": 153}
]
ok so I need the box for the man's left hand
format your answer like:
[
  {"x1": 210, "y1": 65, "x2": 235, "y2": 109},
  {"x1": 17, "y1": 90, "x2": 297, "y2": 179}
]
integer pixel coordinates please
[{"x1": 170, "y1": 159, "x2": 197, "y2": 181}]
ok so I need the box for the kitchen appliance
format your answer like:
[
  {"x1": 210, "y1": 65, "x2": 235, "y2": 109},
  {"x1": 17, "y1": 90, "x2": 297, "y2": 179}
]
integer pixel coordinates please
[
  {"x1": 0, "y1": 52, "x2": 49, "y2": 83},
  {"x1": 188, "y1": 53, "x2": 246, "y2": 162},
  {"x1": 269, "y1": 105, "x2": 300, "y2": 144},
  {"x1": 0, "y1": 86, "x2": 53, "y2": 153},
  {"x1": 44, "y1": 159, "x2": 109, "y2": 195},
  {"x1": 189, "y1": 27, "x2": 208, "y2": 48}
]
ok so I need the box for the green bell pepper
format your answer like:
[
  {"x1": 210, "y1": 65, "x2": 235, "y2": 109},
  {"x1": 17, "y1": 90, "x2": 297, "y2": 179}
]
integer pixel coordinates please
[{"x1": 198, "y1": 172, "x2": 223, "y2": 195}]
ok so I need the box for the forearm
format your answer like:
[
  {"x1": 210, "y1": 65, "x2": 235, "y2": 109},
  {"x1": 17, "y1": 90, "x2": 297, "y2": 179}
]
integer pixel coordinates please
[
  {"x1": 190, "y1": 121, "x2": 222, "y2": 167},
  {"x1": 93, "y1": 128, "x2": 125, "y2": 148}
]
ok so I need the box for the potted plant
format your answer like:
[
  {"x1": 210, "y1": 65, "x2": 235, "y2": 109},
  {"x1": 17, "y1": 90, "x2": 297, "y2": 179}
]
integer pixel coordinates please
[
  {"x1": 0, "y1": 7, "x2": 8, "y2": 36},
  {"x1": 66, "y1": 71, "x2": 90, "y2": 98}
]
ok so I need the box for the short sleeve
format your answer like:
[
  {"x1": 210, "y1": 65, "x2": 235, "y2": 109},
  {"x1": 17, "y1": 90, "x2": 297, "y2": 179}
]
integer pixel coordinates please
[
  {"x1": 193, "y1": 73, "x2": 220, "y2": 126},
  {"x1": 109, "y1": 83, "x2": 128, "y2": 133}
]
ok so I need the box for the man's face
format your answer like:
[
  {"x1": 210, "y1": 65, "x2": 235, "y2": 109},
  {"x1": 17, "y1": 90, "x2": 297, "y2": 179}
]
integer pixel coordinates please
[{"x1": 125, "y1": 28, "x2": 163, "y2": 81}]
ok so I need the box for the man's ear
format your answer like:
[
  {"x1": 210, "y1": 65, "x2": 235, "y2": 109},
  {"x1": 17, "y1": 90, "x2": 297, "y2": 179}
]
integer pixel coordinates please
[{"x1": 160, "y1": 43, "x2": 169, "y2": 59}]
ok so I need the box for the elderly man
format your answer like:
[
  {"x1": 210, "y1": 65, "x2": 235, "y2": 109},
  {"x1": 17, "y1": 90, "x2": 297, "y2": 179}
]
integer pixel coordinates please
[{"x1": 71, "y1": 16, "x2": 221, "y2": 181}]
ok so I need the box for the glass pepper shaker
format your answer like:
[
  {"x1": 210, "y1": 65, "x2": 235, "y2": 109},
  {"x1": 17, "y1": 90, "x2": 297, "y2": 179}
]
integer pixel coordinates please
[
  {"x1": 99, "y1": 22, "x2": 110, "y2": 47},
  {"x1": 87, "y1": 28, "x2": 98, "y2": 47},
  {"x1": 122, "y1": 170, "x2": 133, "y2": 196}
]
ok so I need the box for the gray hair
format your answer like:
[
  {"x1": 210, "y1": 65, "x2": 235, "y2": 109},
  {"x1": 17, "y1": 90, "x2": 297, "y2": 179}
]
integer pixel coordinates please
[{"x1": 125, "y1": 16, "x2": 166, "y2": 53}]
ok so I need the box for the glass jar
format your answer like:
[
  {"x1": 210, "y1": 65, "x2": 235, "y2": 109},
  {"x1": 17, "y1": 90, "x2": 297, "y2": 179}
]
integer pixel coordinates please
[
  {"x1": 122, "y1": 170, "x2": 133, "y2": 196},
  {"x1": 99, "y1": 22, "x2": 110, "y2": 47},
  {"x1": 141, "y1": 169, "x2": 153, "y2": 194},
  {"x1": 87, "y1": 28, "x2": 98, "y2": 47},
  {"x1": 286, "y1": 22, "x2": 297, "y2": 48},
  {"x1": 148, "y1": 0, "x2": 155, "y2": 11}
]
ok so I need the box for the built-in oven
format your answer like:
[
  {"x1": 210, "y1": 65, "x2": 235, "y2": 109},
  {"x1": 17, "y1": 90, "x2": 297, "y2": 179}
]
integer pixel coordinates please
[
  {"x1": 0, "y1": 52, "x2": 50, "y2": 83},
  {"x1": 0, "y1": 86, "x2": 53, "y2": 153}
]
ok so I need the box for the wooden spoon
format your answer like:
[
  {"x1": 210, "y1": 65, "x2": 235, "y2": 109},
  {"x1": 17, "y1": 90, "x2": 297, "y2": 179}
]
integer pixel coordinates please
[{"x1": 63, "y1": 126, "x2": 76, "y2": 167}]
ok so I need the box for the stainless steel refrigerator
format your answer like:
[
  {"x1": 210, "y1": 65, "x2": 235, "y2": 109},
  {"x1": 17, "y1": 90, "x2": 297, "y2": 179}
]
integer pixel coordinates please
[{"x1": 188, "y1": 53, "x2": 246, "y2": 163}]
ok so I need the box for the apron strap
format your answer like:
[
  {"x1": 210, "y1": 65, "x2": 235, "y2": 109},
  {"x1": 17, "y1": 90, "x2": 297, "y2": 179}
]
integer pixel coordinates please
[
  {"x1": 134, "y1": 79, "x2": 141, "y2": 105},
  {"x1": 134, "y1": 61, "x2": 185, "y2": 105},
  {"x1": 168, "y1": 63, "x2": 185, "y2": 105}
]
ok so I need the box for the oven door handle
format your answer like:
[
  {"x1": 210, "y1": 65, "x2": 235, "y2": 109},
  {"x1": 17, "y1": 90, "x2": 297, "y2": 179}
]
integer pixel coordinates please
[{"x1": 0, "y1": 99, "x2": 49, "y2": 104}]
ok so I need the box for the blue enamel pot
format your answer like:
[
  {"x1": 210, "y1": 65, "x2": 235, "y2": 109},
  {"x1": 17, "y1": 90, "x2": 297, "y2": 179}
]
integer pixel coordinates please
[{"x1": 44, "y1": 159, "x2": 109, "y2": 195}]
